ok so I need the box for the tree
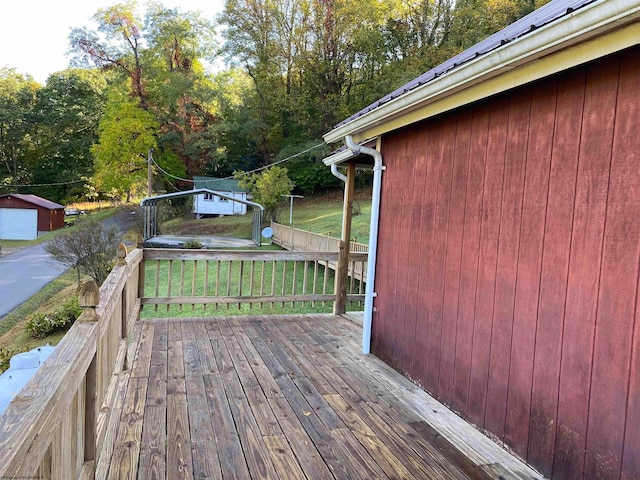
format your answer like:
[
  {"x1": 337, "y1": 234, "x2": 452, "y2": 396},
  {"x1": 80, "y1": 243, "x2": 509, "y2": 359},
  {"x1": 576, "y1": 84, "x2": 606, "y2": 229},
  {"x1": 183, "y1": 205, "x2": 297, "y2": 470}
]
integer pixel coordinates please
[
  {"x1": 0, "y1": 68, "x2": 39, "y2": 186},
  {"x1": 235, "y1": 166, "x2": 294, "y2": 221},
  {"x1": 91, "y1": 86, "x2": 158, "y2": 201},
  {"x1": 31, "y1": 69, "x2": 107, "y2": 202},
  {"x1": 45, "y1": 218, "x2": 120, "y2": 286},
  {"x1": 70, "y1": 2, "x2": 222, "y2": 192},
  {"x1": 69, "y1": 1, "x2": 146, "y2": 104},
  {"x1": 274, "y1": 141, "x2": 339, "y2": 193}
]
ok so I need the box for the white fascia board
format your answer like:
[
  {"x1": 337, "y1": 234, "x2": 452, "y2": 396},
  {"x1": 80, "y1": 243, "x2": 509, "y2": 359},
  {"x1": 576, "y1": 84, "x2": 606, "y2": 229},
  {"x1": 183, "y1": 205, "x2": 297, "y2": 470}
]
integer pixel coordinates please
[
  {"x1": 322, "y1": 147, "x2": 359, "y2": 167},
  {"x1": 323, "y1": 0, "x2": 640, "y2": 144}
]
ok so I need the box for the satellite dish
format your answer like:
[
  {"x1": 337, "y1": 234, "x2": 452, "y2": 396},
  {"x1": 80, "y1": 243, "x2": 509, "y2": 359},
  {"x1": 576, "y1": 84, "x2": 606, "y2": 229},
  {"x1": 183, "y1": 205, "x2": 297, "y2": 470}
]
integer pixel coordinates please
[{"x1": 261, "y1": 227, "x2": 273, "y2": 238}]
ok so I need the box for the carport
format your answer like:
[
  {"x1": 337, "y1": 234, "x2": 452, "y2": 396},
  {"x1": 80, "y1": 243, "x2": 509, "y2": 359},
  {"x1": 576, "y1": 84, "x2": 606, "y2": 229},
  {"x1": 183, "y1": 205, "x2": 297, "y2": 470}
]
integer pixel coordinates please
[{"x1": 140, "y1": 189, "x2": 264, "y2": 245}]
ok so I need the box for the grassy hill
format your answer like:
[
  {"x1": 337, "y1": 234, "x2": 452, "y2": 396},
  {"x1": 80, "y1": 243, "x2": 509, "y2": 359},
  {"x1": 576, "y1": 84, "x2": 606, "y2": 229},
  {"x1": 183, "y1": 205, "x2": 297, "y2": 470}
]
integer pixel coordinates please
[{"x1": 159, "y1": 188, "x2": 373, "y2": 244}]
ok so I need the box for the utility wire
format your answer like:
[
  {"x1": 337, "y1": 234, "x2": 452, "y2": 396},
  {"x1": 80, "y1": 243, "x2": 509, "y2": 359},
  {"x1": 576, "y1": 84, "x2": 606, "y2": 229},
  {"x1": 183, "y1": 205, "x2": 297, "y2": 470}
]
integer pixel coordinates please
[
  {"x1": 0, "y1": 179, "x2": 85, "y2": 188},
  {"x1": 222, "y1": 142, "x2": 326, "y2": 179},
  {"x1": 151, "y1": 142, "x2": 326, "y2": 183},
  {"x1": 153, "y1": 160, "x2": 192, "y2": 183}
]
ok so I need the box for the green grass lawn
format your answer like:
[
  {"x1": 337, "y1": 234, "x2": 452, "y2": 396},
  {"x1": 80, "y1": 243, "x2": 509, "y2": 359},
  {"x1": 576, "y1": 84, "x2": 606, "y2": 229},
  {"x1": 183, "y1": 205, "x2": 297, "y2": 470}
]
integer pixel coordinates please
[{"x1": 159, "y1": 188, "x2": 372, "y2": 244}]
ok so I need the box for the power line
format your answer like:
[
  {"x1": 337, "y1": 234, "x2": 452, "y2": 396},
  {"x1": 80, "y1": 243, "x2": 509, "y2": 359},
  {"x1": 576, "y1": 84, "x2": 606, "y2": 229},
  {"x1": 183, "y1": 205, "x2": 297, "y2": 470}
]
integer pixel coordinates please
[
  {"x1": 0, "y1": 179, "x2": 85, "y2": 188},
  {"x1": 152, "y1": 160, "x2": 192, "y2": 183},
  {"x1": 221, "y1": 142, "x2": 326, "y2": 179},
  {"x1": 150, "y1": 142, "x2": 326, "y2": 182}
]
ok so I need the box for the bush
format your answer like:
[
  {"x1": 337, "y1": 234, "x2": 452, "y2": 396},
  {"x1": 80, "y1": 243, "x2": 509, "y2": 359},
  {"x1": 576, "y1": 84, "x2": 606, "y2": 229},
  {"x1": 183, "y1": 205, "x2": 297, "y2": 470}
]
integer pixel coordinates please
[
  {"x1": 25, "y1": 297, "x2": 82, "y2": 339},
  {"x1": 45, "y1": 218, "x2": 120, "y2": 286},
  {"x1": 183, "y1": 239, "x2": 204, "y2": 249}
]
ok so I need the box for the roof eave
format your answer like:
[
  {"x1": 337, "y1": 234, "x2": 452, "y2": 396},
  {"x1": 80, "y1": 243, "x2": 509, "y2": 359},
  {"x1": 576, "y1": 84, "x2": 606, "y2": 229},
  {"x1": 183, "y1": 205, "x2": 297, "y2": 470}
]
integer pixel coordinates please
[
  {"x1": 323, "y1": 0, "x2": 640, "y2": 144},
  {"x1": 322, "y1": 148, "x2": 355, "y2": 167}
]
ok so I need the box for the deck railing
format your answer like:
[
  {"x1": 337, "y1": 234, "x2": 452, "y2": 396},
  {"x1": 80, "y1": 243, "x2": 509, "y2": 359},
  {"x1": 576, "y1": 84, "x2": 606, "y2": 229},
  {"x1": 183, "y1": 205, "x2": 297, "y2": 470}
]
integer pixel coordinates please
[
  {"x1": 270, "y1": 222, "x2": 369, "y2": 284},
  {"x1": 270, "y1": 221, "x2": 369, "y2": 253},
  {"x1": 0, "y1": 246, "x2": 366, "y2": 479},
  {"x1": 0, "y1": 246, "x2": 142, "y2": 480},
  {"x1": 139, "y1": 248, "x2": 367, "y2": 312}
]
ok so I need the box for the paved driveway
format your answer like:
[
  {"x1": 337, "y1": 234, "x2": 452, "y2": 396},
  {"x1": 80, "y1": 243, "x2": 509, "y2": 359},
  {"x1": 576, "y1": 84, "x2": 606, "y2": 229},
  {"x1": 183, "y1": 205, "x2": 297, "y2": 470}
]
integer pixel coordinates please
[{"x1": 0, "y1": 243, "x2": 68, "y2": 319}]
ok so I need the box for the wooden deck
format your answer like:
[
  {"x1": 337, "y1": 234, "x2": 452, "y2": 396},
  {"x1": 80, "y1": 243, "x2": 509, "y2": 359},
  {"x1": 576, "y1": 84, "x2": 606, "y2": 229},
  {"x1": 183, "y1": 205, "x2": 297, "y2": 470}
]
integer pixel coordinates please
[{"x1": 100, "y1": 314, "x2": 541, "y2": 479}]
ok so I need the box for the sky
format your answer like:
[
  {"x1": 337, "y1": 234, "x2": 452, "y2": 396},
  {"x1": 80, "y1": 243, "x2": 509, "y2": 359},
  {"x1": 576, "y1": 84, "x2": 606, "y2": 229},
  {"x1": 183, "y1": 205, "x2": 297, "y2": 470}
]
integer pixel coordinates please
[{"x1": 0, "y1": 0, "x2": 226, "y2": 84}]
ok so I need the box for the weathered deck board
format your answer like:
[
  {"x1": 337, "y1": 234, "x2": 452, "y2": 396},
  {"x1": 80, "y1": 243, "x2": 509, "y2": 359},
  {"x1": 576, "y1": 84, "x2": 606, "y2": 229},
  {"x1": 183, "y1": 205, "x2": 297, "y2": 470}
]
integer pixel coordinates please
[{"x1": 105, "y1": 314, "x2": 541, "y2": 479}]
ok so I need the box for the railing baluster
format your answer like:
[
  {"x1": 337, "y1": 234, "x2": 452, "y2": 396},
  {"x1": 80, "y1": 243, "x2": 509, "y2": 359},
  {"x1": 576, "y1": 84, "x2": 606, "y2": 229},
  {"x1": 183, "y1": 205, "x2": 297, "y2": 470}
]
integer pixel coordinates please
[
  {"x1": 281, "y1": 260, "x2": 287, "y2": 308},
  {"x1": 271, "y1": 260, "x2": 276, "y2": 308},
  {"x1": 215, "y1": 260, "x2": 221, "y2": 310},
  {"x1": 312, "y1": 261, "x2": 318, "y2": 307},
  {"x1": 292, "y1": 260, "x2": 298, "y2": 308},
  {"x1": 303, "y1": 261, "x2": 309, "y2": 308},
  {"x1": 191, "y1": 260, "x2": 197, "y2": 311},
  {"x1": 260, "y1": 260, "x2": 266, "y2": 309},
  {"x1": 167, "y1": 260, "x2": 173, "y2": 312},
  {"x1": 226, "y1": 260, "x2": 232, "y2": 310},
  {"x1": 359, "y1": 260, "x2": 365, "y2": 307},
  {"x1": 349, "y1": 260, "x2": 355, "y2": 308},
  {"x1": 179, "y1": 260, "x2": 186, "y2": 312},
  {"x1": 322, "y1": 261, "x2": 329, "y2": 306},
  {"x1": 249, "y1": 260, "x2": 255, "y2": 310},
  {"x1": 203, "y1": 260, "x2": 210, "y2": 312},
  {"x1": 238, "y1": 260, "x2": 244, "y2": 310},
  {"x1": 154, "y1": 259, "x2": 160, "y2": 312}
]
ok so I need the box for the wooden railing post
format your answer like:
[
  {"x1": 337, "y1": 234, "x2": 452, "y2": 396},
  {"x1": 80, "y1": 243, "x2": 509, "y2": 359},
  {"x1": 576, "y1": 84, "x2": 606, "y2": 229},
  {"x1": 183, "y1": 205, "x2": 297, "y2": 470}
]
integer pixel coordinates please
[
  {"x1": 334, "y1": 240, "x2": 348, "y2": 314},
  {"x1": 334, "y1": 162, "x2": 355, "y2": 314},
  {"x1": 78, "y1": 280, "x2": 100, "y2": 323},
  {"x1": 78, "y1": 280, "x2": 100, "y2": 476},
  {"x1": 116, "y1": 243, "x2": 128, "y2": 266}
]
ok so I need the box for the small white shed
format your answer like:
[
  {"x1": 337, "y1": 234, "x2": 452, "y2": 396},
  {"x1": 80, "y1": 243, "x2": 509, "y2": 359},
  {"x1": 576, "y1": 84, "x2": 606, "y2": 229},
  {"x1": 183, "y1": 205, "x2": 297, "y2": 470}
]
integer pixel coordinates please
[{"x1": 192, "y1": 177, "x2": 248, "y2": 218}]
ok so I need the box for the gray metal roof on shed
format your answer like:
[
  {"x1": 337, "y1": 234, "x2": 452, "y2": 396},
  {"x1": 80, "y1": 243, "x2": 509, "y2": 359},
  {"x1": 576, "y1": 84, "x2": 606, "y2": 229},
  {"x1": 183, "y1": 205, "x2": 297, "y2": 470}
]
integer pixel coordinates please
[
  {"x1": 335, "y1": 0, "x2": 596, "y2": 129},
  {"x1": 0, "y1": 194, "x2": 64, "y2": 210},
  {"x1": 193, "y1": 177, "x2": 245, "y2": 192}
]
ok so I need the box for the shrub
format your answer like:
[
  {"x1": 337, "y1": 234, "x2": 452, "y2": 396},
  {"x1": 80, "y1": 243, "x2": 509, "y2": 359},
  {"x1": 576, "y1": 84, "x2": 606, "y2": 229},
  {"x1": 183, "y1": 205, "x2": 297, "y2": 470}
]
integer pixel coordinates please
[
  {"x1": 45, "y1": 218, "x2": 119, "y2": 286},
  {"x1": 25, "y1": 297, "x2": 82, "y2": 339},
  {"x1": 183, "y1": 239, "x2": 204, "y2": 249}
]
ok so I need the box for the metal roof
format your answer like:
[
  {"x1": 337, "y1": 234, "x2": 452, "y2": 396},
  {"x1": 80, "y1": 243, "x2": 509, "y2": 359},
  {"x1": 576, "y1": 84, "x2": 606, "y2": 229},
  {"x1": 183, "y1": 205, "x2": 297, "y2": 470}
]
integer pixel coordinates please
[
  {"x1": 335, "y1": 0, "x2": 597, "y2": 129},
  {"x1": 0, "y1": 193, "x2": 64, "y2": 210},
  {"x1": 140, "y1": 188, "x2": 262, "y2": 209},
  {"x1": 193, "y1": 176, "x2": 245, "y2": 192}
]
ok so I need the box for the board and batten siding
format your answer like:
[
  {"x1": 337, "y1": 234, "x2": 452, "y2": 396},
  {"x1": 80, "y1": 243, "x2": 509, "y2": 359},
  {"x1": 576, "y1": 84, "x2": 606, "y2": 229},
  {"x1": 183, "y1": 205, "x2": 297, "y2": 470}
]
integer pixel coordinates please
[{"x1": 372, "y1": 46, "x2": 640, "y2": 480}]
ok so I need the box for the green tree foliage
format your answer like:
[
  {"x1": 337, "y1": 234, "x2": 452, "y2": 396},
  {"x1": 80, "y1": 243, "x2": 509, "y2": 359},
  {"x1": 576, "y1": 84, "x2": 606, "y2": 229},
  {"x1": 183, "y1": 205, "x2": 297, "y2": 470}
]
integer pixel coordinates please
[
  {"x1": 31, "y1": 69, "x2": 107, "y2": 202},
  {"x1": 0, "y1": 0, "x2": 544, "y2": 205},
  {"x1": 0, "y1": 69, "x2": 39, "y2": 186},
  {"x1": 274, "y1": 141, "x2": 339, "y2": 193},
  {"x1": 70, "y1": 2, "x2": 222, "y2": 193},
  {"x1": 143, "y1": 3, "x2": 220, "y2": 180},
  {"x1": 235, "y1": 166, "x2": 294, "y2": 221},
  {"x1": 0, "y1": 68, "x2": 107, "y2": 203},
  {"x1": 91, "y1": 86, "x2": 158, "y2": 201}
]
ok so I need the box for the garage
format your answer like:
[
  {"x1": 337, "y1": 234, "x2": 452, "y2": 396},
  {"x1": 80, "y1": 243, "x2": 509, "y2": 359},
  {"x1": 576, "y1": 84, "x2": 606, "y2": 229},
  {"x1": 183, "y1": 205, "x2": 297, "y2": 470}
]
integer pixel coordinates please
[
  {"x1": 0, "y1": 208, "x2": 38, "y2": 240},
  {"x1": 0, "y1": 194, "x2": 65, "y2": 238}
]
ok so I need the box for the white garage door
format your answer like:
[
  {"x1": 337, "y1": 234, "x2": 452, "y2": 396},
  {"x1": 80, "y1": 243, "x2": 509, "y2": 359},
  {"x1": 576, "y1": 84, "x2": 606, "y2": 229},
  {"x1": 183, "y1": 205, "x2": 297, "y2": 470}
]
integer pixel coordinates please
[{"x1": 0, "y1": 208, "x2": 38, "y2": 240}]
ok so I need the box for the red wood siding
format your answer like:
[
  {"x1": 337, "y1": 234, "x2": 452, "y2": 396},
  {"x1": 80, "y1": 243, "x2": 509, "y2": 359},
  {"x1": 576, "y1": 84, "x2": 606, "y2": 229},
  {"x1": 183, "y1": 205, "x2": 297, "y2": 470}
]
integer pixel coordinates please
[{"x1": 372, "y1": 46, "x2": 640, "y2": 479}]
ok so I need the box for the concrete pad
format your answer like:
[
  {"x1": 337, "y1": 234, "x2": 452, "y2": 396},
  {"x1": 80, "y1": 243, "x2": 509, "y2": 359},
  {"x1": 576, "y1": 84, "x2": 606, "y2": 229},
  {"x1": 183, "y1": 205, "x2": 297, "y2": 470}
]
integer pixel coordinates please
[{"x1": 144, "y1": 235, "x2": 257, "y2": 248}]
